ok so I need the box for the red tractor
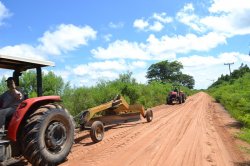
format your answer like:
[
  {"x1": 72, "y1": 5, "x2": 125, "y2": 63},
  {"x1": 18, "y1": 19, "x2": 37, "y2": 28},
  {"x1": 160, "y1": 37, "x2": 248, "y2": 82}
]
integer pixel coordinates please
[
  {"x1": 166, "y1": 87, "x2": 186, "y2": 105},
  {"x1": 0, "y1": 55, "x2": 75, "y2": 166}
]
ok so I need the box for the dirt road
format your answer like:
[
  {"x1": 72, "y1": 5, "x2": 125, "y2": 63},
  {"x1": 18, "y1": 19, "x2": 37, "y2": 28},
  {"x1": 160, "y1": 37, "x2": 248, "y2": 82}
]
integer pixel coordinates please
[{"x1": 61, "y1": 92, "x2": 247, "y2": 166}]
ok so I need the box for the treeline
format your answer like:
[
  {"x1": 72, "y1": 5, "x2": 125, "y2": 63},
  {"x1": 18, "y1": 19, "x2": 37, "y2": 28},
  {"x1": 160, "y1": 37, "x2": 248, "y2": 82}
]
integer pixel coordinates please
[
  {"x1": 0, "y1": 71, "x2": 194, "y2": 117},
  {"x1": 208, "y1": 64, "x2": 250, "y2": 143},
  {"x1": 209, "y1": 64, "x2": 250, "y2": 88}
]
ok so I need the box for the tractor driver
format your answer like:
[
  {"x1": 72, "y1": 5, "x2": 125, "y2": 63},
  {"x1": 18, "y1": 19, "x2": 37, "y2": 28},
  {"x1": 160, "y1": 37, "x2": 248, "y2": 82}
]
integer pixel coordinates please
[{"x1": 0, "y1": 77, "x2": 23, "y2": 134}]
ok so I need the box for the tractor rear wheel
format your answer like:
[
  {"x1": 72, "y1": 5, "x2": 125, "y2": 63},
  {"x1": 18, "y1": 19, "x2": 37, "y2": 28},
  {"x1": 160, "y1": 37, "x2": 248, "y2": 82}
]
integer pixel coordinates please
[
  {"x1": 182, "y1": 95, "x2": 185, "y2": 103},
  {"x1": 90, "y1": 121, "x2": 104, "y2": 143},
  {"x1": 178, "y1": 96, "x2": 182, "y2": 104},
  {"x1": 21, "y1": 104, "x2": 74, "y2": 166}
]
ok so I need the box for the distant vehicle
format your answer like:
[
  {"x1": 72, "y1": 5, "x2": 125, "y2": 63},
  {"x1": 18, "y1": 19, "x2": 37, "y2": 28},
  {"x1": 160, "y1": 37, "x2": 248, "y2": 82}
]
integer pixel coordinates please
[{"x1": 166, "y1": 87, "x2": 186, "y2": 105}]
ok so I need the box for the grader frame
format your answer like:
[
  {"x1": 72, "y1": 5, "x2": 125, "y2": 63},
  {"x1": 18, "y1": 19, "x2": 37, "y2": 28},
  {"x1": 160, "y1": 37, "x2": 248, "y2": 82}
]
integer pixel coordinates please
[{"x1": 76, "y1": 95, "x2": 153, "y2": 142}]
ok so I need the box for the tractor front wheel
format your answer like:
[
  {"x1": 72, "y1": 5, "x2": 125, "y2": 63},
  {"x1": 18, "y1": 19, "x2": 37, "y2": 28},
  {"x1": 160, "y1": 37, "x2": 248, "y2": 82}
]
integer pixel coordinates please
[
  {"x1": 167, "y1": 96, "x2": 172, "y2": 105},
  {"x1": 21, "y1": 104, "x2": 74, "y2": 166}
]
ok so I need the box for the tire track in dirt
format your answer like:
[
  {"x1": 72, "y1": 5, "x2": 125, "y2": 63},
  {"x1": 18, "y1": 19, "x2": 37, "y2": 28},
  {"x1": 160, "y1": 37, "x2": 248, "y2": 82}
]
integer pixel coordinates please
[{"x1": 61, "y1": 92, "x2": 244, "y2": 166}]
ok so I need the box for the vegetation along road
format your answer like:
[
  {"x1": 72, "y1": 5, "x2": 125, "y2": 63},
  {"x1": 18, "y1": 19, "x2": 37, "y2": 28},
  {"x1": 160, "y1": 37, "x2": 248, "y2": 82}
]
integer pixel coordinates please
[{"x1": 61, "y1": 92, "x2": 249, "y2": 166}]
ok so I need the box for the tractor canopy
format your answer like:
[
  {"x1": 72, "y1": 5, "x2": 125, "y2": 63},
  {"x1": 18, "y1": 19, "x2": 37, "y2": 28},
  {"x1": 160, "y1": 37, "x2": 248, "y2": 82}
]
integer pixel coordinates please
[
  {"x1": 0, "y1": 54, "x2": 54, "y2": 96},
  {"x1": 0, "y1": 54, "x2": 54, "y2": 71}
]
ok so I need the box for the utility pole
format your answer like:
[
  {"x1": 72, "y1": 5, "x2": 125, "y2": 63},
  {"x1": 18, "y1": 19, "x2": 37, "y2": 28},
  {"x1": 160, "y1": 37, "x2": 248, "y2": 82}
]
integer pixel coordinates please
[{"x1": 224, "y1": 62, "x2": 234, "y2": 76}]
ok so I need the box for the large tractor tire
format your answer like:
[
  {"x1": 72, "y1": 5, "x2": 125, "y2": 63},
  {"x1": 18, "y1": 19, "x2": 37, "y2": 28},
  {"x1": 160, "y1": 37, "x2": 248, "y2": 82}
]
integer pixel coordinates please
[
  {"x1": 21, "y1": 104, "x2": 74, "y2": 166},
  {"x1": 167, "y1": 96, "x2": 172, "y2": 105},
  {"x1": 178, "y1": 96, "x2": 182, "y2": 104},
  {"x1": 90, "y1": 121, "x2": 104, "y2": 143},
  {"x1": 182, "y1": 94, "x2": 185, "y2": 103}
]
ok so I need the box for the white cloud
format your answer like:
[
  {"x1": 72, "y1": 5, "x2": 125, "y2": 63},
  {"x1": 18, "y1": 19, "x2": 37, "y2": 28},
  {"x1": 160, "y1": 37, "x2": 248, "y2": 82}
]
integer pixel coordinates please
[
  {"x1": 178, "y1": 55, "x2": 219, "y2": 67},
  {"x1": 130, "y1": 61, "x2": 147, "y2": 69},
  {"x1": 0, "y1": 2, "x2": 11, "y2": 26},
  {"x1": 239, "y1": 54, "x2": 250, "y2": 62},
  {"x1": 176, "y1": 1, "x2": 250, "y2": 36},
  {"x1": 109, "y1": 22, "x2": 124, "y2": 29},
  {"x1": 133, "y1": 19, "x2": 149, "y2": 30},
  {"x1": 208, "y1": 0, "x2": 250, "y2": 13},
  {"x1": 103, "y1": 34, "x2": 112, "y2": 42},
  {"x1": 0, "y1": 44, "x2": 45, "y2": 60},
  {"x1": 72, "y1": 60, "x2": 147, "y2": 76},
  {"x1": 146, "y1": 32, "x2": 226, "y2": 55},
  {"x1": 91, "y1": 32, "x2": 226, "y2": 61},
  {"x1": 152, "y1": 12, "x2": 173, "y2": 24},
  {"x1": 176, "y1": 3, "x2": 206, "y2": 32},
  {"x1": 91, "y1": 40, "x2": 150, "y2": 60},
  {"x1": 78, "y1": 60, "x2": 127, "y2": 73},
  {"x1": 133, "y1": 12, "x2": 173, "y2": 32},
  {"x1": 67, "y1": 69, "x2": 120, "y2": 87},
  {"x1": 179, "y1": 52, "x2": 244, "y2": 68},
  {"x1": 133, "y1": 71, "x2": 148, "y2": 84},
  {"x1": 38, "y1": 24, "x2": 97, "y2": 55},
  {"x1": 149, "y1": 21, "x2": 164, "y2": 32},
  {"x1": 0, "y1": 24, "x2": 97, "y2": 61},
  {"x1": 53, "y1": 69, "x2": 71, "y2": 81},
  {"x1": 58, "y1": 59, "x2": 148, "y2": 87},
  {"x1": 201, "y1": 11, "x2": 250, "y2": 36}
]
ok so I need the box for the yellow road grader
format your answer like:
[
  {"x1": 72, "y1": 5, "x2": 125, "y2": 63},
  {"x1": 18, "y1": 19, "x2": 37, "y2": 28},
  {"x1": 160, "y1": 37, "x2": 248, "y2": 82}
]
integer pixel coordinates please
[{"x1": 75, "y1": 94, "x2": 153, "y2": 143}]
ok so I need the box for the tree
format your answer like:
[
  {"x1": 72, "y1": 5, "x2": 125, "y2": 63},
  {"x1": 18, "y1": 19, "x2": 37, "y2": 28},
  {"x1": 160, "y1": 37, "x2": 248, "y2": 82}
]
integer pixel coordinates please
[
  {"x1": 116, "y1": 71, "x2": 136, "y2": 83},
  {"x1": 115, "y1": 71, "x2": 139, "y2": 104},
  {"x1": 146, "y1": 60, "x2": 183, "y2": 83},
  {"x1": 19, "y1": 70, "x2": 37, "y2": 97},
  {"x1": 179, "y1": 74, "x2": 195, "y2": 89},
  {"x1": 146, "y1": 60, "x2": 195, "y2": 89},
  {"x1": 43, "y1": 71, "x2": 64, "y2": 96},
  {"x1": 0, "y1": 77, "x2": 7, "y2": 94},
  {"x1": 19, "y1": 70, "x2": 65, "y2": 97}
]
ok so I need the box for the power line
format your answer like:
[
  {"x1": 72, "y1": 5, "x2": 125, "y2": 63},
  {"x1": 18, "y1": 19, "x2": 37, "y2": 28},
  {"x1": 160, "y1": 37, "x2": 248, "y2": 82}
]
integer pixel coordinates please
[{"x1": 224, "y1": 62, "x2": 234, "y2": 76}]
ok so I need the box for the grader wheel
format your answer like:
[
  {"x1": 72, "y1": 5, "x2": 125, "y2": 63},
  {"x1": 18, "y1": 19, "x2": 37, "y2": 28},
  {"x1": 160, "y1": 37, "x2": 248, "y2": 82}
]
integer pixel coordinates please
[
  {"x1": 90, "y1": 121, "x2": 104, "y2": 143},
  {"x1": 146, "y1": 110, "x2": 153, "y2": 122}
]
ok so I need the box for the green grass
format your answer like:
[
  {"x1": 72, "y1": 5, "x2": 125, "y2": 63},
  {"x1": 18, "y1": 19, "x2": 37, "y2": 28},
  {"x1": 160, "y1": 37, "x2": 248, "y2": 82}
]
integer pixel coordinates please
[
  {"x1": 239, "y1": 145, "x2": 250, "y2": 154},
  {"x1": 208, "y1": 73, "x2": 250, "y2": 143},
  {"x1": 237, "y1": 128, "x2": 250, "y2": 144}
]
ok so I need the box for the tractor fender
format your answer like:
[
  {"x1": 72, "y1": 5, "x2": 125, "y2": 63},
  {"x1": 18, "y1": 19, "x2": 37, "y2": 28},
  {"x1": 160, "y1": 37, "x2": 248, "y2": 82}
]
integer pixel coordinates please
[{"x1": 7, "y1": 96, "x2": 61, "y2": 142}]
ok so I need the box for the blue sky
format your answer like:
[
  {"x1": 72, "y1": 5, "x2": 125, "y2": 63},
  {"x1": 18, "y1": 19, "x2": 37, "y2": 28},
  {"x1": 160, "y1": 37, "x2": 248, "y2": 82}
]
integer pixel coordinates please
[{"x1": 0, "y1": 0, "x2": 250, "y2": 89}]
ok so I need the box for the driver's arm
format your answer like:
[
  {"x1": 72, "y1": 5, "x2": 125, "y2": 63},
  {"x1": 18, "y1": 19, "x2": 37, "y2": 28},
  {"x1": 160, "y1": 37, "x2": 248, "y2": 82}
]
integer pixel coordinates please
[{"x1": 11, "y1": 89, "x2": 23, "y2": 100}]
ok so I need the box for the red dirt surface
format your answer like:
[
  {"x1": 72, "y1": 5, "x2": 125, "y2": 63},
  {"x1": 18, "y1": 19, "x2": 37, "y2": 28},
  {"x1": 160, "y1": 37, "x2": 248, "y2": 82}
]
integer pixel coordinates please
[{"x1": 61, "y1": 92, "x2": 249, "y2": 166}]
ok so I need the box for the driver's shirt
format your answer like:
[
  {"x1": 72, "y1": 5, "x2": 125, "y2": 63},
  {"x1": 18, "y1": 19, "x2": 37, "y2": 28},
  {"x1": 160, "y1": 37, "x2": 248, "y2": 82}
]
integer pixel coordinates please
[{"x1": 0, "y1": 89, "x2": 23, "y2": 109}]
